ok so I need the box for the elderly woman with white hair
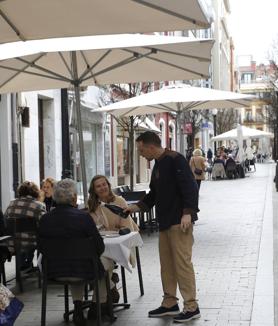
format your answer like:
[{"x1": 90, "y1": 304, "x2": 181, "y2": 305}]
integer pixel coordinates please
[
  {"x1": 189, "y1": 148, "x2": 206, "y2": 190},
  {"x1": 39, "y1": 179, "x2": 104, "y2": 326}
]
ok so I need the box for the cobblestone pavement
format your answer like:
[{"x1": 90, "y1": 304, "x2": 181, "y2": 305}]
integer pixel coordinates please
[{"x1": 6, "y1": 163, "x2": 274, "y2": 326}]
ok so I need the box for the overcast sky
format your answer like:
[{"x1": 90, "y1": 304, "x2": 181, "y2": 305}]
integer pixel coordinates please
[{"x1": 229, "y1": 0, "x2": 278, "y2": 64}]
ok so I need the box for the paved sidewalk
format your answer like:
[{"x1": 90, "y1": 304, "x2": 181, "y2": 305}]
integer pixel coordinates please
[{"x1": 6, "y1": 163, "x2": 275, "y2": 326}]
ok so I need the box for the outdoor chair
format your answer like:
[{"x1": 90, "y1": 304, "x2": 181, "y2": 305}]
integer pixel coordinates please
[
  {"x1": 225, "y1": 161, "x2": 238, "y2": 179},
  {"x1": 121, "y1": 191, "x2": 158, "y2": 235},
  {"x1": 236, "y1": 163, "x2": 246, "y2": 178},
  {"x1": 112, "y1": 187, "x2": 123, "y2": 196},
  {"x1": 6, "y1": 217, "x2": 40, "y2": 292},
  {"x1": 0, "y1": 241, "x2": 11, "y2": 285},
  {"x1": 120, "y1": 185, "x2": 131, "y2": 192},
  {"x1": 246, "y1": 158, "x2": 256, "y2": 172},
  {"x1": 39, "y1": 237, "x2": 115, "y2": 326}
]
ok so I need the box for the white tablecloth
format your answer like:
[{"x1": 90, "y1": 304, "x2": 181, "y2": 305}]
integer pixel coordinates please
[{"x1": 103, "y1": 231, "x2": 143, "y2": 272}]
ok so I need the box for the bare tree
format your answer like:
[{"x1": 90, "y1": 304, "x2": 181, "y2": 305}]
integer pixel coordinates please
[
  {"x1": 268, "y1": 34, "x2": 278, "y2": 65},
  {"x1": 215, "y1": 109, "x2": 238, "y2": 134},
  {"x1": 183, "y1": 110, "x2": 205, "y2": 147},
  {"x1": 99, "y1": 82, "x2": 153, "y2": 190},
  {"x1": 266, "y1": 37, "x2": 278, "y2": 159},
  {"x1": 182, "y1": 108, "x2": 219, "y2": 150}
]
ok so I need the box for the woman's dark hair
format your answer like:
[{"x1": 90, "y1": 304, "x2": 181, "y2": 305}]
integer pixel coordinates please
[
  {"x1": 87, "y1": 175, "x2": 115, "y2": 212},
  {"x1": 17, "y1": 181, "x2": 40, "y2": 199},
  {"x1": 136, "y1": 131, "x2": 161, "y2": 147}
]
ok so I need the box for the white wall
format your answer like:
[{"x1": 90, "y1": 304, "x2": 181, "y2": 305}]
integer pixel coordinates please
[
  {"x1": 41, "y1": 90, "x2": 62, "y2": 180},
  {"x1": 212, "y1": 0, "x2": 231, "y2": 90},
  {"x1": 0, "y1": 94, "x2": 14, "y2": 210},
  {"x1": 23, "y1": 90, "x2": 62, "y2": 183}
]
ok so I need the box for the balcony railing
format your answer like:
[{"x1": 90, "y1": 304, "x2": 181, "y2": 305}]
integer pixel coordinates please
[{"x1": 243, "y1": 117, "x2": 265, "y2": 123}]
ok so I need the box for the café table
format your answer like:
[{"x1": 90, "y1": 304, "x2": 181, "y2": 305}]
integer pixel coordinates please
[{"x1": 101, "y1": 231, "x2": 144, "y2": 309}]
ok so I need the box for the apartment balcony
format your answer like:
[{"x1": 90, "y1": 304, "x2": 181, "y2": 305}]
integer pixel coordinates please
[{"x1": 243, "y1": 117, "x2": 265, "y2": 124}]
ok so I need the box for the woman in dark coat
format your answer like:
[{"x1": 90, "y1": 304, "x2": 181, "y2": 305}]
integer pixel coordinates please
[{"x1": 41, "y1": 177, "x2": 56, "y2": 212}]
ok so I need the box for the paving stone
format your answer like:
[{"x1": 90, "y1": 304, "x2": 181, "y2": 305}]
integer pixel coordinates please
[{"x1": 6, "y1": 163, "x2": 274, "y2": 326}]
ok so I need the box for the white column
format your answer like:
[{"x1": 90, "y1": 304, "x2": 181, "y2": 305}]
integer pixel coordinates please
[
  {"x1": 110, "y1": 117, "x2": 118, "y2": 187},
  {"x1": 0, "y1": 94, "x2": 14, "y2": 210}
]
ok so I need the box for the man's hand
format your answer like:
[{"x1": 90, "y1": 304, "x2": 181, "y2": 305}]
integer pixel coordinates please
[
  {"x1": 180, "y1": 214, "x2": 192, "y2": 232},
  {"x1": 123, "y1": 204, "x2": 140, "y2": 214}
]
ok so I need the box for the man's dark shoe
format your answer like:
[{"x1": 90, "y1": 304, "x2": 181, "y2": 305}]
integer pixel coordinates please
[
  {"x1": 148, "y1": 304, "x2": 179, "y2": 317},
  {"x1": 173, "y1": 307, "x2": 201, "y2": 323}
]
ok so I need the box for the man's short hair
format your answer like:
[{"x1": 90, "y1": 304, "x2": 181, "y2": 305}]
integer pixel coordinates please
[
  {"x1": 53, "y1": 179, "x2": 77, "y2": 205},
  {"x1": 136, "y1": 131, "x2": 161, "y2": 147}
]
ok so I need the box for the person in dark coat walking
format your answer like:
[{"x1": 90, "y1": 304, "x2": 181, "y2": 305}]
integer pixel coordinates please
[
  {"x1": 39, "y1": 179, "x2": 104, "y2": 326},
  {"x1": 207, "y1": 148, "x2": 213, "y2": 164}
]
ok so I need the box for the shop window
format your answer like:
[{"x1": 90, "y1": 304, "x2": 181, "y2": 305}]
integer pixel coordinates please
[{"x1": 117, "y1": 136, "x2": 129, "y2": 180}]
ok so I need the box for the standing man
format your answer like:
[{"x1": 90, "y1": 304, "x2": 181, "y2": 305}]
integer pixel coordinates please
[{"x1": 127, "y1": 131, "x2": 200, "y2": 323}]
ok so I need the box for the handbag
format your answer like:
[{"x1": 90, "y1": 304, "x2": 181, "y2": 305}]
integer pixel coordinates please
[
  {"x1": 192, "y1": 158, "x2": 203, "y2": 176},
  {"x1": 0, "y1": 284, "x2": 24, "y2": 326}
]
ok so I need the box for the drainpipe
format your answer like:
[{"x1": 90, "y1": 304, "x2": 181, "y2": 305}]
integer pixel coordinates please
[
  {"x1": 0, "y1": 95, "x2": 2, "y2": 206},
  {"x1": 11, "y1": 93, "x2": 19, "y2": 194},
  {"x1": 61, "y1": 89, "x2": 72, "y2": 179}
]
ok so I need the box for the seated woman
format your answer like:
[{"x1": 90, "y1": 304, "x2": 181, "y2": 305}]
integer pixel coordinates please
[
  {"x1": 87, "y1": 175, "x2": 139, "y2": 306},
  {"x1": 87, "y1": 175, "x2": 139, "y2": 233},
  {"x1": 4, "y1": 181, "x2": 46, "y2": 270},
  {"x1": 225, "y1": 154, "x2": 237, "y2": 179},
  {"x1": 41, "y1": 177, "x2": 56, "y2": 212},
  {"x1": 213, "y1": 155, "x2": 225, "y2": 166}
]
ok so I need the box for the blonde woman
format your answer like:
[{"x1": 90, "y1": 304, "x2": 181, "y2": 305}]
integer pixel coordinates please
[
  {"x1": 41, "y1": 177, "x2": 56, "y2": 212},
  {"x1": 189, "y1": 149, "x2": 206, "y2": 190}
]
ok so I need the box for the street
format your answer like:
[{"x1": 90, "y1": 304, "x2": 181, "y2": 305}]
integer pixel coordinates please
[{"x1": 9, "y1": 163, "x2": 275, "y2": 326}]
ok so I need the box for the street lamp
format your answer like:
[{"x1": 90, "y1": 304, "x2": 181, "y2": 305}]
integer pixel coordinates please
[{"x1": 212, "y1": 109, "x2": 217, "y2": 155}]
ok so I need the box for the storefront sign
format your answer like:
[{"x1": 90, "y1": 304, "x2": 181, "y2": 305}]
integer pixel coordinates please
[{"x1": 183, "y1": 122, "x2": 192, "y2": 134}]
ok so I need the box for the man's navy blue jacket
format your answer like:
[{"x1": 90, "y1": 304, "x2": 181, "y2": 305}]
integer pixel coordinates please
[{"x1": 138, "y1": 149, "x2": 199, "y2": 231}]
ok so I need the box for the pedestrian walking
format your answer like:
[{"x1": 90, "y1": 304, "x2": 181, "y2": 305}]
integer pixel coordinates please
[
  {"x1": 207, "y1": 148, "x2": 213, "y2": 164},
  {"x1": 126, "y1": 131, "x2": 200, "y2": 323},
  {"x1": 189, "y1": 149, "x2": 206, "y2": 190},
  {"x1": 186, "y1": 147, "x2": 193, "y2": 162}
]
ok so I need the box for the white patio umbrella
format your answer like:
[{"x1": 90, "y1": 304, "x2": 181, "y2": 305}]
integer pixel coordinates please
[
  {"x1": 210, "y1": 125, "x2": 274, "y2": 141},
  {"x1": 0, "y1": 35, "x2": 214, "y2": 92},
  {"x1": 94, "y1": 85, "x2": 254, "y2": 117},
  {"x1": 94, "y1": 84, "x2": 254, "y2": 152},
  {"x1": 0, "y1": 35, "x2": 213, "y2": 201},
  {"x1": 0, "y1": 0, "x2": 211, "y2": 44}
]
